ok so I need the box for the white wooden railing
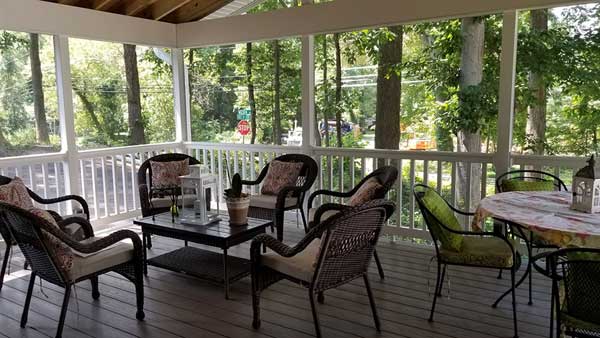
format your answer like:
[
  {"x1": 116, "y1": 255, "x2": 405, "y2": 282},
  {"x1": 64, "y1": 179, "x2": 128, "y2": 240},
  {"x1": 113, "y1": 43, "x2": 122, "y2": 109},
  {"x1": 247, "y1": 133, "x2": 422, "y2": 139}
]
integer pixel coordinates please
[{"x1": 0, "y1": 142, "x2": 588, "y2": 239}]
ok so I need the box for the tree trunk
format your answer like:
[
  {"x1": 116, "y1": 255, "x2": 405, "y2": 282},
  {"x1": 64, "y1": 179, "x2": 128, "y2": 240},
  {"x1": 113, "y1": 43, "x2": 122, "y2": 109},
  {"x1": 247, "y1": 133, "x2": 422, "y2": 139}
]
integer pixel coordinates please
[
  {"x1": 322, "y1": 36, "x2": 330, "y2": 147},
  {"x1": 30, "y1": 33, "x2": 49, "y2": 144},
  {"x1": 375, "y1": 26, "x2": 403, "y2": 151},
  {"x1": 73, "y1": 87, "x2": 111, "y2": 141},
  {"x1": 334, "y1": 33, "x2": 343, "y2": 148},
  {"x1": 123, "y1": 44, "x2": 145, "y2": 145},
  {"x1": 526, "y1": 9, "x2": 548, "y2": 156},
  {"x1": 457, "y1": 17, "x2": 485, "y2": 211},
  {"x1": 273, "y1": 40, "x2": 282, "y2": 145},
  {"x1": 246, "y1": 43, "x2": 258, "y2": 145},
  {"x1": 0, "y1": 129, "x2": 10, "y2": 156}
]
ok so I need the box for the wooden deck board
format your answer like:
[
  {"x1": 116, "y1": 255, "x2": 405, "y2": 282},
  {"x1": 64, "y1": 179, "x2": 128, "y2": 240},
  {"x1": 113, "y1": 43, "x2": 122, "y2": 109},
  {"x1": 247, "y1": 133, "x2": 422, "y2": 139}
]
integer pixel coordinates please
[{"x1": 0, "y1": 222, "x2": 553, "y2": 338}]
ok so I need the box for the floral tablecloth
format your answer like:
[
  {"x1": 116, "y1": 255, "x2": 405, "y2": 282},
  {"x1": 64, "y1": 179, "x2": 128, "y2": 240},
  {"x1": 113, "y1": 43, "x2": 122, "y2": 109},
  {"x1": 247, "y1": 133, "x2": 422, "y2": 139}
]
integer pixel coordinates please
[{"x1": 472, "y1": 191, "x2": 600, "y2": 248}]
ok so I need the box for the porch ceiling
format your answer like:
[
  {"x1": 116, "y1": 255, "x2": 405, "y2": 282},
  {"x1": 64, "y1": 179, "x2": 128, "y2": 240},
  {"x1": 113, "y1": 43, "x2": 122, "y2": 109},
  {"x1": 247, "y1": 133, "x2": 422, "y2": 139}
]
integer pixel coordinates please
[{"x1": 40, "y1": 0, "x2": 233, "y2": 23}]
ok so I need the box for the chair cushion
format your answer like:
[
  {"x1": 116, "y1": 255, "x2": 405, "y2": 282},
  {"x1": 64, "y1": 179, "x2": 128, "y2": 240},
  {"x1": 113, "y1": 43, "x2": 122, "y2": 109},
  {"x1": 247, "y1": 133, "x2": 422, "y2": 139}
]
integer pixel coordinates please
[
  {"x1": 348, "y1": 177, "x2": 384, "y2": 206},
  {"x1": 261, "y1": 160, "x2": 303, "y2": 196},
  {"x1": 29, "y1": 208, "x2": 75, "y2": 273},
  {"x1": 0, "y1": 177, "x2": 34, "y2": 210},
  {"x1": 68, "y1": 237, "x2": 134, "y2": 281},
  {"x1": 261, "y1": 239, "x2": 321, "y2": 281},
  {"x1": 420, "y1": 189, "x2": 463, "y2": 252},
  {"x1": 249, "y1": 194, "x2": 298, "y2": 210},
  {"x1": 501, "y1": 180, "x2": 555, "y2": 192},
  {"x1": 308, "y1": 207, "x2": 340, "y2": 224},
  {"x1": 150, "y1": 159, "x2": 190, "y2": 189},
  {"x1": 440, "y1": 236, "x2": 515, "y2": 268}
]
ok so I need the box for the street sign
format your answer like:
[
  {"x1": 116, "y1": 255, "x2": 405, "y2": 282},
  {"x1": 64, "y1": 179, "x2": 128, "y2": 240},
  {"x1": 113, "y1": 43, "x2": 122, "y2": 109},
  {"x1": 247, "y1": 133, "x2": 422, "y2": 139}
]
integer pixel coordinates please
[
  {"x1": 237, "y1": 108, "x2": 251, "y2": 121},
  {"x1": 237, "y1": 120, "x2": 251, "y2": 136}
]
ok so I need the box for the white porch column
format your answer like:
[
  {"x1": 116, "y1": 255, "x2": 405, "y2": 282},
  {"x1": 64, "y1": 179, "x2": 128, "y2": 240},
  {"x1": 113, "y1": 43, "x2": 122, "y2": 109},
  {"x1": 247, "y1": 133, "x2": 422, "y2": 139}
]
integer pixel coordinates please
[
  {"x1": 54, "y1": 35, "x2": 81, "y2": 207},
  {"x1": 172, "y1": 48, "x2": 191, "y2": 150},
  {"x1": 301, "y1": 34, "x2": 316, "y2": 153},
  {"x1": 494, "y1": 11, "x2": 519, "y2": 177},
  {"x1": 301, "y1": 0, "x2": 316, "y2": 155}
]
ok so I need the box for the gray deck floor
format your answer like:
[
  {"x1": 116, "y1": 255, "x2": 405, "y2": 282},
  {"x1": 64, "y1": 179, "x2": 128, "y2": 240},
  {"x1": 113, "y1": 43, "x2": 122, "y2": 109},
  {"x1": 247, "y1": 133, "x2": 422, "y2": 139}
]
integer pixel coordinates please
[{"x1": 0, "y1": 222, "x2": 552, "y2": 338}]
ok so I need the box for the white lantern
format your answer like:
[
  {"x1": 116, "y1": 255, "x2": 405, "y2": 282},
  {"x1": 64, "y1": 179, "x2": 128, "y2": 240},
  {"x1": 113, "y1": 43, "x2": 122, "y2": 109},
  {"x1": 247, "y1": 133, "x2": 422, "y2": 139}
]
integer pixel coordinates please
[{"x1": 571, "y1": 155, "x2": 600, "y2": 213}]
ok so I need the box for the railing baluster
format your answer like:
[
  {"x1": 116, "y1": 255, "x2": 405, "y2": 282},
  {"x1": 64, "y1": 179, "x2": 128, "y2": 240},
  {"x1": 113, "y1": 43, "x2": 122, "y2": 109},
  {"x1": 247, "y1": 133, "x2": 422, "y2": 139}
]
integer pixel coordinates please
[
  {"x1": 218, "y1": 150, "x2": 224, "y2": 203},
  {"x1": 111, "y1": 155, "x2": 118, "y2": 216},
  {"x1": 396, "y1": 159, "x2": 402, "y2": 228},
  {"x1": 409, "y1": 160, "x2": 415, "y2": 230},
  {"x1": 350, "y1": 156, "x2": 355, "y2": 188},
  {"x1": 339, "y1": 155, "x2": 344, "y2": 196},
  {"x1": 121, "y1": 154, "x2": 128, "y2": 212},
  {"x1": 481, "y1": 162, "x2": 488, "y2": 199},
  {"x1": 91, "y1": 158, "x2": 99, "y2": 220},
  {"x1": 53, "y1": 162, "x2": 62, "y2": 214},
  {"x1": 80, "y1": 160, "x2": 87, "y2": 210},
  {"x1": 423, "y1": 160, "x2": 429, "y2": 186},
  {"x1": 436, "y1": 161, "x2": 442, "y2": 194},
  {"x1": 234, "y1": 151, "x2": 239, "y2": 176},
  {"x1": 465, "y1": 161, "x2": 472, "y2": 227},
  {"x1": 101, "y1": 157, "x2": 108, "y2": 217},
  {"x1": 450, "y1": 161, "x2": 457, "y2": 208},
  {"x1": 130, "y1": 153, "x2": 137, "y2": 210}
]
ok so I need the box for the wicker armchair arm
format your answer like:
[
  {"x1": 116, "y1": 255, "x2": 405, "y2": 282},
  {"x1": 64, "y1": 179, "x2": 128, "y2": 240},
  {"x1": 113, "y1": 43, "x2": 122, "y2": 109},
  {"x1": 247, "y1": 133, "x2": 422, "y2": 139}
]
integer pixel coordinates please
[
  {"x1": 57, "y1": 216, "x2": 95, "y2": 239},
  {"x1": 307, "y1": 189, "x2": 354, "y2": 209},
  {"x1": 312, "y1": 203, "x2": 351, "y2": 227},
  {"x1": 30, "y1": 193, "x2": 90, "y2": 220},
  {"x1": 70, "y1": 230, "x2": 142, "y2": 255},
  {"x1": 241, "y1": 167, "x2": 269, "y2": 187}
]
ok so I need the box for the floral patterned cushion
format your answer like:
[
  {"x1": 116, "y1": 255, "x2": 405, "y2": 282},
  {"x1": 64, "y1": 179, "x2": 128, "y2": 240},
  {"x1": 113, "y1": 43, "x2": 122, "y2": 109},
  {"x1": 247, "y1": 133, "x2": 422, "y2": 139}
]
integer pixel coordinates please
[
  {"x1": 439, "y1": 236, "x2": 515, "y2": 268},
  {"x1": 348, "y1": 177, "x2": 384, "y2": 206},
  {"x1": 420, "y1": 189, "x2": 464, "y2": 252},
  {"x1": 0, "y1": 177, "x2": 34, "y2": 210},
  {"x1": 261, "y1": 160, "x2": 303, "y2": 196},
  {"x1": 150, "y1": 159, "x2": 190, "y2": 189},
  {"x1": 28, "y1": 208, "x2": 74, "y2": 274}
]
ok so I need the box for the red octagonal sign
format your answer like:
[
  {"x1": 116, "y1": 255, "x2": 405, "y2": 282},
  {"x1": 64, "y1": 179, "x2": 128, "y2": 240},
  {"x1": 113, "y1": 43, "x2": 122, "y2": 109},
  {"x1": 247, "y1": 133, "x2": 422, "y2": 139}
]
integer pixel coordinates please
[{"x1": 237, "y1": 120, "x2": 251, "y2": 136}]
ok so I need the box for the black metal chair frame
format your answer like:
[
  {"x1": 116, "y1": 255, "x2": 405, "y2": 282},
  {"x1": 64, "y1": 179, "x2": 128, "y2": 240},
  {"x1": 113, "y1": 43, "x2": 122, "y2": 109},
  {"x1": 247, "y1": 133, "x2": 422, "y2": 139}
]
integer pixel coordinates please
[
  {"x1": 495, "y1": 169, "x2": 568, "y2": 305},
  {"x1": 0, "y1": 175, "x2": 90, "y2": 292},
  {"x1": 413, "y1": 184, "x2": 521, "y2": 338},
  {"x1": 0, "y1": 201, "x2": 144, "y2": 338},
  {"x1": 532, "y1": 248, "x2": 600, "y2": 338},
  {"x1": 250, "y1": 200, "x2": 395, "y2": 338},
  {"x1": 137, "y1": 153, "x2": 200, "y2": 248},
  {"x1": 307, "y1": 165, "x2": 398, "y2": 279},
  {"x1": 241, "y1": 153, "x2": 318, "y2": 242}
]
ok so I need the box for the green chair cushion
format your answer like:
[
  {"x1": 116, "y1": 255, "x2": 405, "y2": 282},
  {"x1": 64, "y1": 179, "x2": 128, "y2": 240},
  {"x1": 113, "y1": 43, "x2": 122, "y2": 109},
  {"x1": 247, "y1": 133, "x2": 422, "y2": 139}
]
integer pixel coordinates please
[
  {"x1": 421, "y1": 189, "x2": 463, "y2": 252},
  {"x1": 500, "y1": 180, "x2": 555, "y2": 192},
  {"x1": 440, "y1": 236, "x2": 515, "y2": 268}
]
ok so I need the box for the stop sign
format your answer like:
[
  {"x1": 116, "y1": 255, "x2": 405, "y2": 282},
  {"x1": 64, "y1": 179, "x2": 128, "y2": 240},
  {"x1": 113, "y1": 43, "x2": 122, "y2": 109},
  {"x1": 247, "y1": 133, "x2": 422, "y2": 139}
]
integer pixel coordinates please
[{"x1": 237, "y1": 120, "x2": 251, "y2": 136}]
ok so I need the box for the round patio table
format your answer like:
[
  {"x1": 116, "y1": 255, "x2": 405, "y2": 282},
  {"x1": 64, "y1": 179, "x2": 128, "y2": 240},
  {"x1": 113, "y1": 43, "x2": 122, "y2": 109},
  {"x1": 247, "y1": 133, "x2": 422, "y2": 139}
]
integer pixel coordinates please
[
  {"x1": 472, "y1": 190, "x2": 600, "y2": 248},
  {"x1": 472, "y1": 190, "x2": 600, "y2": 308}
]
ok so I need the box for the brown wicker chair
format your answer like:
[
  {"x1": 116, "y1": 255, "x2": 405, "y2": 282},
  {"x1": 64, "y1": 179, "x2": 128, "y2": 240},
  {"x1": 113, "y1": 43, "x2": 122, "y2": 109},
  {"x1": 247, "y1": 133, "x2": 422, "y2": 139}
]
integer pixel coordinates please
[
  {"x1": 242, "y1": 154, "x2": 318, "y2": 242},
  {"x1": 137, "y1": 153, "x2": 200, "y2": 248},
  {"x1": 307, "y1": 165, "x2": 398, "y2": 279},
  {"x1": 0, "y1": 201, "x2": 144, "y2": 338},
  {"x1": 250, "y1": 199, "x2": 395, "y2": 338},
  {"x1": 0, "y1": 175, "x2": 91, "y2": 291}
]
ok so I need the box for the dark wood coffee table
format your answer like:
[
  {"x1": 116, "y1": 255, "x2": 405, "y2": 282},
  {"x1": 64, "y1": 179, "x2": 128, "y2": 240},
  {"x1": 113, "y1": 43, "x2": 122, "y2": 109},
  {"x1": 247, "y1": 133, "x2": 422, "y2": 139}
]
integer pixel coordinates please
[{"x1": 134, "y1": 210, "x2": 272, "y2": 299}]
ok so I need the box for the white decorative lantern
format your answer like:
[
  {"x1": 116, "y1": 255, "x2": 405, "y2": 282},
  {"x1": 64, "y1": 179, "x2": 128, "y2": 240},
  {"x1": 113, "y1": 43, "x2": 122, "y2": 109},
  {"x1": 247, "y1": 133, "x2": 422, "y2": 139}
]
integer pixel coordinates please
[{"x1": 571, "y1": 155, "x2": 600, "y2": 213}]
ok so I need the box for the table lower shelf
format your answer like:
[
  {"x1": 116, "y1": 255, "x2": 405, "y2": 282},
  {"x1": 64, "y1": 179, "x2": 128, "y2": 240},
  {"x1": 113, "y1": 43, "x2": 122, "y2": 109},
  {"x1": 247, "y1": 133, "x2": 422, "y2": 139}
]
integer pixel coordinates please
[{"x1": 147, "y1": 246, "x2": 251, "y2": 285}]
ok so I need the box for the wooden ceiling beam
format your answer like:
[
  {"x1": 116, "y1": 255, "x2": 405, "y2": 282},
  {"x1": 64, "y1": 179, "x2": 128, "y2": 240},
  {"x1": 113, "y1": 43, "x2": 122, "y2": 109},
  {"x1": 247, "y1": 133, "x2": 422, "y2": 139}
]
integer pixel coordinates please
[
  {"x1": 56, "y1": 0, "x2": 86, "y2": 5},
  {"x1": 92, "y1": 0, "x2": 120, "y2": 10},
  {"x1": 164, "y1": 0, "x2": 230, "y2": 23},
  {"x1": 140, "y1": 0, "x2": 193, "y2": 21},
  {"x1": 124, "y1": 0, "x2": 160, "y2": 16}
]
